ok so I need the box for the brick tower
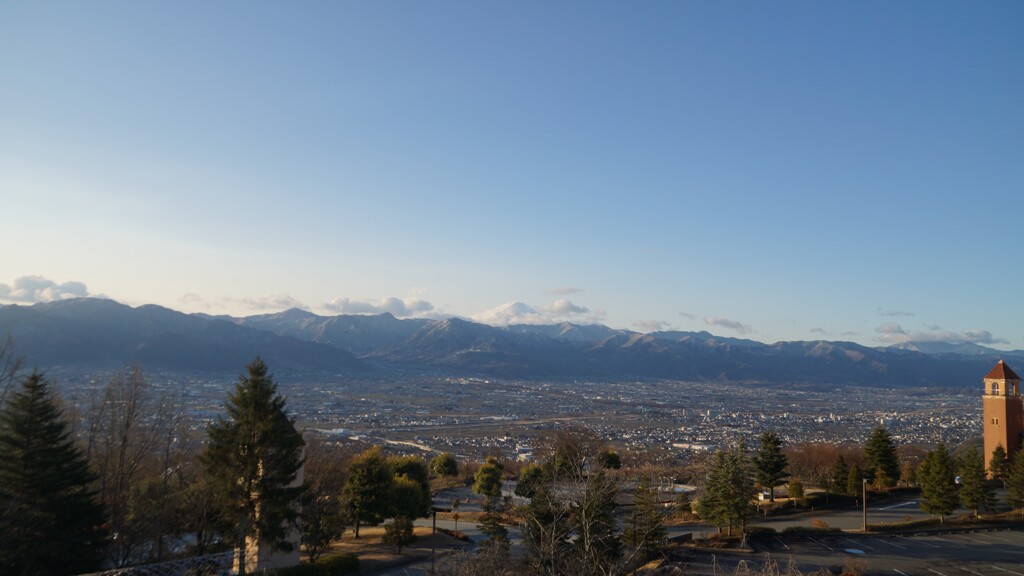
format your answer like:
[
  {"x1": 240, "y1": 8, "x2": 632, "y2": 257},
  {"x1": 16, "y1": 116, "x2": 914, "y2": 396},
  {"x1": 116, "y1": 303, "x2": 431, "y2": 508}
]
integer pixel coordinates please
[{"x1": 982, "y1": 360, "x2": 1024, "y2": 470}]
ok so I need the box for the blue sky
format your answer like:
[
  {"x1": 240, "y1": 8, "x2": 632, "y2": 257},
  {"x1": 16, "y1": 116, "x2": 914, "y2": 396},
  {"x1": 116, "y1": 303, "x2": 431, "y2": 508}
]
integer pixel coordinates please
[{"x1": 2, "y1": 2, "x2": 1022, "y2": 349}]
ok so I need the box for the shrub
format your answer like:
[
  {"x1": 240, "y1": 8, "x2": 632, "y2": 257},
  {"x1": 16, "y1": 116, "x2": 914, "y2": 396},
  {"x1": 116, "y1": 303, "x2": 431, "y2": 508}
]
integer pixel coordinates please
[{"x1": 843, "y1": 558, "x2": 866, "y2": 576}]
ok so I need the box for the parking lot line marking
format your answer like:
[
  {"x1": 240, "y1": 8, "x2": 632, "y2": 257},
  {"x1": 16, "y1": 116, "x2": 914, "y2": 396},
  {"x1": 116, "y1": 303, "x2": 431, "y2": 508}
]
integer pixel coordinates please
[
  {"x1": 894, "y1": 570, "x2": 909, "y2": 576},
  {"x1": 808, "y1": 537, "x2": 834, "y2": 551},
  {"x1": 928, "y1": 569, "x2": 948, "y2": 576},
  {"x1": 872, "y1": 537, "x2": 906, "y2": 549},
  {"x1": 992, "y1": 567, "x2": 1024, "y2": 576},
  {"x1": 842, "y1": 537, "x2": 876, "y2": 551},
  {"x1": 775, "y1": 536, "x2": 791, "y2": 550},
  {"x1": 903, "y1": 536, "x2": 941, "y2": 549},
  {"x1": 959, "y1": 567, "x2": 985, "y2": 576},
  {"x1": 880, "y1": 501, "x2": 917, "y2": 510},
  {"x1": 986, "y1": 534, "x2": 1024, "y2": 545},
  {"x1": 933, "y1": 535, "x2": 972, "y2": 546}
]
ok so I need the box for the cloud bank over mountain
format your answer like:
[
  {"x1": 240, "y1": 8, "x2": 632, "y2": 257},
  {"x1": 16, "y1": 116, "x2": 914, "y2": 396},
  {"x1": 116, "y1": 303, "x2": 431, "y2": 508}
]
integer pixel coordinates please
[
  {"x1": 704, "y1": 316, "x2": 752, "y2": 334},
  {"x1": 875, "y1": 323, "x2": 1005, "y2": 345},
  {"x1": 0, "y1": 276, "x2": 93, "y2": 303},
  {"x1": 472, "y1": 299, "x2": 605, "y2": 325},
  {"x1": 322, "y1": 296, "x2": 436, "y2": 318}
]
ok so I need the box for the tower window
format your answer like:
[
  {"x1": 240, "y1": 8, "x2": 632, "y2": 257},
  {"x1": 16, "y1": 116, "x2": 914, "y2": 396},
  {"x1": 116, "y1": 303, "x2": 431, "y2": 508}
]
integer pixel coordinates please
[{"x1": 992, "y1": 417, "x2": 1000, "y2": 425}]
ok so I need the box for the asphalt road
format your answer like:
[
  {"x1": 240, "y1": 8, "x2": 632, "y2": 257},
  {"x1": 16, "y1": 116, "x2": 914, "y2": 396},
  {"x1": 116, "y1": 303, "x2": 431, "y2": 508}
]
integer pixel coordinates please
[
  {"x1": 751, "y1": 497, "x2": 934, "y2": 532},
  {"x1": 740, "y1": 529, "x2": 1024, "y2": 576}
]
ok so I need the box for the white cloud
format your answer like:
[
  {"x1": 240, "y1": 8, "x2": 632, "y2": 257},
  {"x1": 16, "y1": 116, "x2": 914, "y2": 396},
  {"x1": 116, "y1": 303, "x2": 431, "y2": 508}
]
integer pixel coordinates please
[
  {"x1": 0, "y1": 275, "x2": 92, "y2": 303},
  {"x1": 704, "y1": 316, "x2": 752, "y2": 334},
  {"x1": 633, "y1": 319, "x2": 670, "y2": 333},
  {"x1": 322, "y1": 296, "x2": 435, "y2": 318},
  {"x1": 878, "y1": 308, "x2": 915, "y2": 317},
  {"x1": 810, "y1": 327, "x2": 827, "y2": 334},
  {"x1": 678, "y1": 311, "x2": 697, "y2": 321},
  {"x1": 178, "y1": 292, "x2": 209, "y2": 309},
  {"x1": 472, "y1": 299, "x2": 600, "y2": 326},
  {"x1": 874, "y1": 323, "x2": 1006, "y2": 345},
  {"x1": 232, "y1": 293, "x2": 307, "y2": 312},
  {"x1": 541, "y1": 299, "x2": 589, "y2": 315},
  {"x1": 544, "y1": 286, "x2": 584, "y2": 296}
]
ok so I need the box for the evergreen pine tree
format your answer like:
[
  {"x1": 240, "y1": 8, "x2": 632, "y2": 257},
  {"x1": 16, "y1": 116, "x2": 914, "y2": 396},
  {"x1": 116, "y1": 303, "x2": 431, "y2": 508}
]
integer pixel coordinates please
[
  {"x1": 1006, "y1": 447, "x2": 1024, "y2": 516},
  {"x1": 846, "y1": 464, "x2": 863, "y2": 496},
  {"x1": 624, "y1": 476, "x2": 667, "y2": 561},
  {"x1": 202, "y1": 358, "x2": 305, "y2": 575},
  {"x1": 753, "y1": 431, "x2": 789, "y2": 502},
  {"x1": 478, "y1": 494, "x2": 510, "y2": 550},
  {"x1": 864, "y1": 425, "x2": 900, "y2": 488},
  {"x1": 831, "y1": 455, "x2": 849, "y2": 495},
  {"x1": 473, "y1": 457, "x2": 504, "y2": 498},
  {"x1": 989, "y1": 445, "x2": 1009, "y2": 483},
  {"x1": 919, "y1": 444, "x2": 959, "y2": 522},
  {"x1": 0, "y1": 371, "x2": 108, "y2": 575},
  {"x1": 958, "y1": 448, "x2": 993, "y2": 517},
  {"x1": 697, "y1": 442, "x2": 755, "y2": 536}
]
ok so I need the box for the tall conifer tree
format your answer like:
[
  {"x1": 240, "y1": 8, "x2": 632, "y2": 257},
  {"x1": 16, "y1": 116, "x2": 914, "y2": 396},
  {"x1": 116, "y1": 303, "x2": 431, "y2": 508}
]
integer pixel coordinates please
[
  {"x1": 1006, "y1": 447, "x2": 1024, "y2": 515},
  {"x1": 0, "y1": 372, "x2": 107, "y2": 575},
  {"x1": 958, "y1": 448, "x2": 993, "y2": 517},
  {"x1": 989, "y1": 445, "x2": 1009, "y2": 483},
  {"x1": 753, "y1": 431, "x2": 789, "y2": 502},
  {"x1": 202, "y1": 358, "x2": 304, "y2": 575},
  {"x1": 697, "y1": 442, "x2": 755, "y2": 536},
  {"x1": 831, "y1": 455, "x2": 849, "y2": 495},
  {"x1": 624, "y1": 476, "x2": 667, "y2": 561},
  {"x1": 919, "y1": 444, "x2": 959, "y2": 522},
  {"x1": 864, "y1": 425, "x2": 900, "y2": 487},
  {"x1": 846, "y1": 464, "x2": 863, "y2": 496}
]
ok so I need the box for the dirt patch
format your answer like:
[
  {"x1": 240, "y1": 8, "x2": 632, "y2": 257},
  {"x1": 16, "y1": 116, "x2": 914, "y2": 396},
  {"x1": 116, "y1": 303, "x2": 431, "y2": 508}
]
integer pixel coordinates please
[{"x1": 319, "y1": 525, "x2": 472, "y2": 574}]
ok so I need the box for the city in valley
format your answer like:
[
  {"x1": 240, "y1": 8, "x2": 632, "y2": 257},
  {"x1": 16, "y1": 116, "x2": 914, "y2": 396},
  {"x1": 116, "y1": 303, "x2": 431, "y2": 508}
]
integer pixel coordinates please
[{"x1": 55, "y1": 371, "x2": 981, "y2": 462}]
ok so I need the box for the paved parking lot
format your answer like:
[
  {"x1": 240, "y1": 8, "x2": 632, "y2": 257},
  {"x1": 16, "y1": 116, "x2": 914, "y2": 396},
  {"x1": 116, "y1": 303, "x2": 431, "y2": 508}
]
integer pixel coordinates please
[{"x1": 677, "y1": 530, "x2": 1024, "y2": 576}]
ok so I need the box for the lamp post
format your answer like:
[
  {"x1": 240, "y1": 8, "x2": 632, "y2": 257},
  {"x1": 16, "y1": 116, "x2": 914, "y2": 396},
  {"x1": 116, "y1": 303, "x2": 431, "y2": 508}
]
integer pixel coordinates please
[{"x1": 861, "y1": 478, "x2": 868, "y2": 532}]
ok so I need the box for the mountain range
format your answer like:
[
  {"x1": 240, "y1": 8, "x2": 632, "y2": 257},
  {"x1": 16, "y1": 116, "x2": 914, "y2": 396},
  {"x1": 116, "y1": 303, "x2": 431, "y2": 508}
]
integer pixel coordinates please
[{"x1": 1, "y1": 298, "x2": 1020, "y2": 388}]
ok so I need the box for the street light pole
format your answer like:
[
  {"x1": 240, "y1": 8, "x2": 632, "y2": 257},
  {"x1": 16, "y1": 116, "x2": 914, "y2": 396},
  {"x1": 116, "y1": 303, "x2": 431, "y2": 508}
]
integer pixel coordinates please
[{"x1": 861, "y1": 478, "x2": 868, "y2": 531}]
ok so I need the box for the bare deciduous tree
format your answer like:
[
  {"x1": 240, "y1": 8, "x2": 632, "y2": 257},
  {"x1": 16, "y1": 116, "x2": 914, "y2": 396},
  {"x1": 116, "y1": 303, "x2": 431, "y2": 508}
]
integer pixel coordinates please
[
  {"x1": 0, "y1": 334, "x2": 24, "y2": 405},
  {"x1": 82, "y1": 366, "x2": 185, "y2": 566}
]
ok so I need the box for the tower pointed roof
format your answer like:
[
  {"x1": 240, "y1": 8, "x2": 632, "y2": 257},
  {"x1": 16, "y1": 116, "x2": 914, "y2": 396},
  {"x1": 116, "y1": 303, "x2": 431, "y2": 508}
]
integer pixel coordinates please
[{"x1": 985, "y1": 360, "x2": 1021, "y2": 381}]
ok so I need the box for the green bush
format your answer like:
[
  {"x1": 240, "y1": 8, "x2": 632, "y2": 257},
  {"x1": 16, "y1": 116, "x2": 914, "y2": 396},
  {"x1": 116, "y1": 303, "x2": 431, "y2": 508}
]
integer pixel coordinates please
[{"x1": 746, "y1": 526, "x2": 777, "y2": 534}]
